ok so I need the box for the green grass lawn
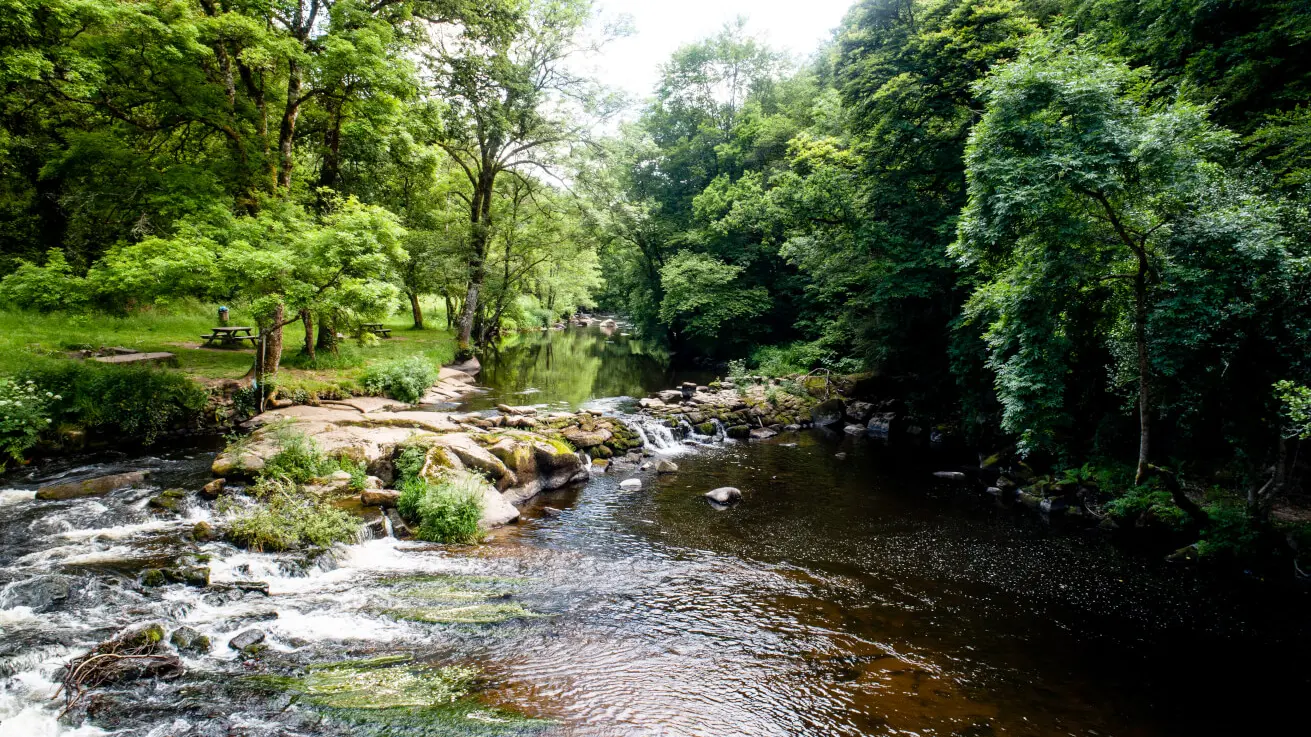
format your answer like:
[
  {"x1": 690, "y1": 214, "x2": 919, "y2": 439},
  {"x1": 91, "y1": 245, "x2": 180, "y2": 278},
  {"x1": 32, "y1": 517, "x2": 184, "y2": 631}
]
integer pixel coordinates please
[{"x1": 0, "y1": 301, "x2": 456, "y2": 394}]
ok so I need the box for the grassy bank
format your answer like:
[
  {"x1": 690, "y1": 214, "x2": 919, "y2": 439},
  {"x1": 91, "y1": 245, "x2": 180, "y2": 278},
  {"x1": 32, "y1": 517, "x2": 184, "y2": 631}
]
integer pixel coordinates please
[
  {"x1": 0, "y1": 302, "x2": 456, "y2": 464},
  {"x1": 0, "y1": 302, "x2": 456, "y2": 392}
]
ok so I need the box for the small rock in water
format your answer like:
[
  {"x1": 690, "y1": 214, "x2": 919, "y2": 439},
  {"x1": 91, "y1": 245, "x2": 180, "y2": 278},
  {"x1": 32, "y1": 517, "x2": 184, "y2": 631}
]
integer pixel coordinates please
[
  {"x1": 170, "y1": 626, "x2": 211, "y2": 654},
  {"x1": 191, "y1": 519, "x2": 217, "y2": 542},
  {"x1": 0, "y1": 574, "x2": 71, "y2": 612},
  {"x1": 228, "y1": 629, "x2": 266, "y2": 654},
  {"x1": 750, "y1": 427, "x2": 778, "y2": 440},
  {"x1": 656, "y1": 460, "x2": 679, "y2": 474},
  {"x1": 842, "y1": 424, "x2": 865, "y2": 436},
  {"x1": 933, "y1": 471, "x2": 968, "y2": 481},
  {"x1": 200, "y1": 477, "x2": 226, "y2": 499},
  {"x1": 619, "y1": 478, "x2": 642, "y2": 490},
  {"x1": 360, "y1": 489, "x2": 401, "y2": 508},
  {"x1": 148, "y1": 488, "x2": 188, "y2": 514},
  {"x1": 36, "y1": 470, "x2": 150, "y2": 500},
  {"x1": 591, "y1": 458, "x2": 610, "y2": 473},
  {"x1": 704, "y1": 487, "x2": 742, "y2": 505},
  {"x1": 834, "y1": 452, "x2": 847, "y2": 460},
  {"x1": 541, "y1": 506, "x2": 564, "y2": 518}
]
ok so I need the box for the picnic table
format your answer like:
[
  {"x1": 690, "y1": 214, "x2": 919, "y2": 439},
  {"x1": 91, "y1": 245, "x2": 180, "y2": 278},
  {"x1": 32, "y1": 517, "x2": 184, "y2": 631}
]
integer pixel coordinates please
[
  {"x1": 201, "y1": 326, "x2": 258, "y2": 348},
  {"x1": 359, "y1": 322, "x2": 392, "y2": 338}
]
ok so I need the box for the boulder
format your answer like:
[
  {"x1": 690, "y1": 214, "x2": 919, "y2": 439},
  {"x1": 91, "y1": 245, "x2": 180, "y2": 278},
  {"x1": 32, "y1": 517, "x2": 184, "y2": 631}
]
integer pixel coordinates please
[
  {"x1": 933, "y1": 471, "x2": 968, "y2": 481},
  {"x1": 227, "y1": 629, "x2": 266, "y2": 654},
  {"x1": 496, "y1": 404, "x2": 538, "y2": 416},
  {"x1": 445, "y1": 357, "x2": 481, "y2": 376},
  {"x1": 192, "y1": 521, "x2": 219, "y2": 542},
  {"x1": 810, "y1": 399, "x2": 845, "y2": 427},
  {"x1": 680, "y1": 382, "x2": 698, "y2": 400},
  {"x1": 656, "y1": 460, "x2": 678, "y2": 474},
  {"x1": 199, "y1": 478, "x2": 226, "y2": 500},
  {"x1": 148, "y1": 488, "x2": 188, "y2": 514},
  {"x1": 562, "y1": 426, "x2": 612, "y2": 449},
  {"x1": 750, "y1": 427, "x2": 778, "y2": 440},
  {"x1": 428, "y1": 434, "x2": 515, "y2": 489},
  {"x1": 639, "y1": 398, "x2": 665, "y2": 409},
  {"x1": 170, "y1": 626, "x2": 211, "y2": 654},
  {"x1": 842, "y1": 424, "x2": 865, "y2": 436},
  {"x1": 656, "y1": 390, "x2": 684, "y2": 404},
  {"x1": 361, "y1": 489, "x2": 401, "y2": 508},
  {"x1": 704, "y1": 487, "x2": 742, "y2": 505},
  {"x1": 619, "y1": 478, "x2": 642, "y2": 490},
  {"x1": 591, "y1": 458, "x2": 609, "y2": 472},
  {"x1": 845, "y1": 401, "x2": 875, "y2": 424},
  {"x1": 479, "y1": 485, "x2": 520, "y2": 529},
  {"x1": 726, "y1": 425, "x2": 751, "y2": 440},
  {"x1": 0, "y1": 574, "x2": 72, "y2": 612},
  {"x1": 36, "y1": 470, "x2": 150, "y2": 500},
  {"x1": 867, "y1": 412, "x2": 895, "y2": 438}
]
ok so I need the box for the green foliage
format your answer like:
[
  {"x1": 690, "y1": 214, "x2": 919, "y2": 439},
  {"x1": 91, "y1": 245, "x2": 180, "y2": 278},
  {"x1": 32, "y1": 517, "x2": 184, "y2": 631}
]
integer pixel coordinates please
[
  {"x1": 1196, "y1": 501, "x2": 1265, "y2": 560},
  {"x1": 658, "y1": 251, "x2": 770, "y2": 342},
  {"x1": 396, "y1": 473, "x2": 485, "y2": 544},
  {"x1": 224, "y1": 477, "x2": 359, "y2": 552},
  {"x1": 1104, "y1": 485, "x2": 1191, "y2": 531},
  {"x1": 0, "y1": 378, "x2": 54, "y2": 469},
  {"x1": 1275, "y1": 381, "x2": 1311, "y2": 440},
  {"x1": 750, "y1": 342, "x2": 828, "y2": 377},
  {"x1": 0, "y1": 250, "x2": 89, "y2": 312},
  {"x1": 361, "y1": 356, "x2": 438, "y2": 404},
  {"x1": 18, "y1": 361, "x2": 207, "y2": 444},
  {"x1": 261, "y1": 430, "x2": 337, "y2": 484},
  {"x1": 394, "y1": 445, "x2": 428, "y2": 483}
]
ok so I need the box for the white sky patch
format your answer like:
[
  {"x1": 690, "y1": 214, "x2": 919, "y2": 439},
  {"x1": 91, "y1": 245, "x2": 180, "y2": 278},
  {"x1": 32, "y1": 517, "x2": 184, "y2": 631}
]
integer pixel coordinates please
[{"x1": 583, "y1": 0, "x2": 855, "y2": 105}]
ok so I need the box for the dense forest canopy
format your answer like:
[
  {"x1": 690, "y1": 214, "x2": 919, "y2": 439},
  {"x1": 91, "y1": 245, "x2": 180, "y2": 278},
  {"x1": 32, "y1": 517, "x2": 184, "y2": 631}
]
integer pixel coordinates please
[{"x1": 1, "y1": 0, "x2": 1309, "y2": 535}]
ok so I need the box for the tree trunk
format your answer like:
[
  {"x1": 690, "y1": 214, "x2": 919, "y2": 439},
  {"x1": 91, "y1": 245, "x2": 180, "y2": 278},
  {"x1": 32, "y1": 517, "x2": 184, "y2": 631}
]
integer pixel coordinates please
[
  {"x1": 277, "y1": 61, "x2": 302, "y2": 190},
  {"x1": 409, "y1": 292, "x2": 424, "y2": 330},
  {"x1": 457, "y1": 225, "x2": 490, "y2": 356},
  {"x1": 444, "y1": 295, "x2": 454, "y2": 329},
  {"x1": 248, "y1": 303, "x2": 285, "y2": 385},
  {"x1": 1133, "y1": 256, "x2": 1151, "y2": 485},
  {"x1": 316, "y1": 312, "x2": 338, "y2": 355},
  {"x1": 300, "y1": 308, "x2": 314, "y2": 361}
]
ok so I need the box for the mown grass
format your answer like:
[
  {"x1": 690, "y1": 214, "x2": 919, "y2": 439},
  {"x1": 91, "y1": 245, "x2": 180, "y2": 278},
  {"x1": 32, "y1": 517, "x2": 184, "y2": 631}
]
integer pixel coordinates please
[{"x1": 0, "y1": 300, "x2": 457, "y2": 397}]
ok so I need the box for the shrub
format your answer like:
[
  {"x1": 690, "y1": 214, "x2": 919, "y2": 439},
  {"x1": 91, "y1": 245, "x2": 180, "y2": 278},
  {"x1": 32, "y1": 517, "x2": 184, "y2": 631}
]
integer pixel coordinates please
[
  {"x1": 750, "y1": 341, "x2": 829, "y2": 377},
  {"x1": 0, "y1": 378, "x2": 55, "y2": 469},
  {"x1": 261, "y1": 429, "x2": 337, "y2": 483},
  {"x1": 1104, "y1": 485, "x2": 1191, "y2": 531},
  {"x1": 20, "y1": 361, "x2": 207, "y2": 444},
  {"x1": 394, "y1": 444, "x2": 428, "y2": 482},
  {"x1": 1196, "y1": 501, "x2": 1264, "y2": 560},
  {"x1": 0, "y1": 249, "x2": 89, "y2": 312},
  {"x1": 361, "y1": 356, "x2": 438, "y2": 404},
  {"x1": 224, "y1": 477, "x2": 358, "y2": 552},
  {"x1": 396, "y1": 473, "x2": 484, "y2": 544}
]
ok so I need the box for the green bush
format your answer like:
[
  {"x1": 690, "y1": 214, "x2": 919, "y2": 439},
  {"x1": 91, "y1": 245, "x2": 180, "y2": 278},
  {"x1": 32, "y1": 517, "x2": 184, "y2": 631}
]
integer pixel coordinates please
[
  {"x1": 361, "y1": 356, "x2": 438, "y2": 403},
  {"x1": 394, "y1": 444, "x2": 427, "y2": 482},
  {"x1": 19, "y1": 360, "x2": 207, "y2": 444},
  {"x1": 261, "y1": 429, "x2": 337, "y2": 483},
  {"x1": 0, "y1": 249, "x2": 90, "y2": 312},
  {"x1": 0, "y1": 378, "x2": 55, "y2": 469},
  {"x1": 1104, "y1": 485, "x2": 1191, "y2": 531},
  {"x1": 396, "y1": 473, "x2": 484, "y2": 544},
  {"x1": 224, "y1": 477, "x2": 359, "y2": 552},
  {"x1": 750, "y1": 341, "x2": 830, "y2": 377},
  {"x1": 1197, "y1": 502, "x2": 1264, "y2": 560}
]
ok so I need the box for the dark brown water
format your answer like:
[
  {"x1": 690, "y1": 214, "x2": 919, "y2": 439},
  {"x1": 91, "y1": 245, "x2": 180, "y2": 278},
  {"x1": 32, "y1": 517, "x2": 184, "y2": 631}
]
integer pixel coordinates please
[{"x1": 3, "y1": 325, "x2": 1308, "y2": 736}]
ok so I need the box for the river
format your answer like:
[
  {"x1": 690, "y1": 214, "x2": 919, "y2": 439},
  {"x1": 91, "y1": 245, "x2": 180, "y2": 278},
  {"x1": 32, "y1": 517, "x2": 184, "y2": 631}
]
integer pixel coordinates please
[{"x1": 2, "y1": 325, "x2": 1309, "y2": 736}]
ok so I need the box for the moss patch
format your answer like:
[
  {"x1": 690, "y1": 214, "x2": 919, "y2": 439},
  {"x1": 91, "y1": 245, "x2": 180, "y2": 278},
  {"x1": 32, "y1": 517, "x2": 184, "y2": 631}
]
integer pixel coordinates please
[{"x1": 385, "y1": 603, "x2": 536, "y2": 625}]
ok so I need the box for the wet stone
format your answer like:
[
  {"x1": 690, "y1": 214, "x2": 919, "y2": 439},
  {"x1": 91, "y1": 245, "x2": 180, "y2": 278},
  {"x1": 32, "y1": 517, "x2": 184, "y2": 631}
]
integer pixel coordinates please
[
  {"x1": 228, "y1": 629, "x2": 267, "y2": 653},
  {"x1": 170, "y1": 626, "x2": 211, "y2": 654}
]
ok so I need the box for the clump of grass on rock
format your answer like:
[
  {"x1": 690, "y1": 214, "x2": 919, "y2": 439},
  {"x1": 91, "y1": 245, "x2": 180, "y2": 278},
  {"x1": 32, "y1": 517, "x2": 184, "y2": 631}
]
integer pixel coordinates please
[
  {"x1": 361, "y1": 355, "x2": 438, "y2": 403},
  {"x1": 223, "y1": 476, "x2": 358, "y2": 552},
  {"x1": 396, "y1": 472, "x2": 485, "y2": 544}
]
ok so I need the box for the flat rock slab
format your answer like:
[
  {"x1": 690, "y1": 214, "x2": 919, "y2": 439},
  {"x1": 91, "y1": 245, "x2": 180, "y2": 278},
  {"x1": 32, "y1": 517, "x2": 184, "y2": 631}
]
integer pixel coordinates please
[
  {"x1": 37, "y1": 471, "x2": 150, "y2": 500},
  {"x1": 322, "y1": 396, "x2": 408, "y2": 413},
  {"x1": 91, "y1": 352, "x2": 174, "y2": 365}
]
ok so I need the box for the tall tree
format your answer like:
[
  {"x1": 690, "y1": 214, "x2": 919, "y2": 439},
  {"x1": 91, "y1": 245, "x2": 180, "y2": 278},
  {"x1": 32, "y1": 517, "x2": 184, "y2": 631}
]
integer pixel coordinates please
[{"x1": 425, "y1": 0, "x2": 609, "y2": 357}]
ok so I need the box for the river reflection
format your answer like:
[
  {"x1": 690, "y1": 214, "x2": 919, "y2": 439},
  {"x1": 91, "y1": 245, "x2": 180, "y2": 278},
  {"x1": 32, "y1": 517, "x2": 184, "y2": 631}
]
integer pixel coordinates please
[{"x1": 458, "y1": 326, "x2": 709, "y2": 411}]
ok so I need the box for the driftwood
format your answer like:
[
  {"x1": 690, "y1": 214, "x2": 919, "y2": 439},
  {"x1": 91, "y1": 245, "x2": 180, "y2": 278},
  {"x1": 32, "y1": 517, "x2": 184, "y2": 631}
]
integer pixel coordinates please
[{"x1": 55, "y1": 624, "x2": 182, "y2": 714}]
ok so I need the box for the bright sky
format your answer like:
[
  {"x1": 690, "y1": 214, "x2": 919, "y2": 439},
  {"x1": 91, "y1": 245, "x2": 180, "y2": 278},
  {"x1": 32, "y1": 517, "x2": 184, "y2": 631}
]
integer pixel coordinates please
[{"x1": 585, "y1": 0, "x2": 857, "y2": 102}]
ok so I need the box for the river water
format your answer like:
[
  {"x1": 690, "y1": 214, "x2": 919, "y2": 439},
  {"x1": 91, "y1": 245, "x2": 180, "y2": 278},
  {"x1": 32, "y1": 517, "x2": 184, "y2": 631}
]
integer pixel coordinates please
[{"x1": 2, "y1": 326, "x2": 1309, "y2": 736}]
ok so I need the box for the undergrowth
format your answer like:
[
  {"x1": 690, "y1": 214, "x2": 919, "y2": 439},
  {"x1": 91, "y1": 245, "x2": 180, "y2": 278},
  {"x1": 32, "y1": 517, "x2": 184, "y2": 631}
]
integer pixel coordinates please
[{"x1": 223, "y1": 476, "x2": 358, "y2": 551}]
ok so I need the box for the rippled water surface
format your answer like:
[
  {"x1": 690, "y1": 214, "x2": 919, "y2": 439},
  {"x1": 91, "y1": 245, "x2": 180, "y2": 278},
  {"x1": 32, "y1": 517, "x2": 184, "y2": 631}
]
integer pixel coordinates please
[{"x1": 2, "y1": 326, "x2": 1309, "y2": 736}]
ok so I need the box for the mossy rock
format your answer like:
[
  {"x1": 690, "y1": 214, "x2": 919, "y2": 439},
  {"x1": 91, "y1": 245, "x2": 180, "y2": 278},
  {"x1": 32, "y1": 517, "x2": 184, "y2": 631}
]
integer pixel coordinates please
[
  {"x1": 147, "y1": 488, "x2": 188, "y2": 514},
  {"x1": 726, "y1": 425, "x2": 750, "y2": 439},
  {"x1": 592, "y1": 444, "x2": 614, "y2": 459},
  {"x1": 694, "y1": 422, "x2": 716, "y2": 435}
]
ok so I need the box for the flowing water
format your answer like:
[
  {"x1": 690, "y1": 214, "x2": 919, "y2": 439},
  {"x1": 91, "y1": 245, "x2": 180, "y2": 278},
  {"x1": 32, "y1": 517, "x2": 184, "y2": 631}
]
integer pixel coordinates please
[{"x1": 2, "y1": 326, "x2": 1309, "y2": 736}]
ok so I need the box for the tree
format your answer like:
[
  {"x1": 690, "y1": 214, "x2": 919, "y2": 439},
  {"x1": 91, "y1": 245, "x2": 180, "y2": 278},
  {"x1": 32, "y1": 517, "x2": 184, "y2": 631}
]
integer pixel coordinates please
[
  {"x1": 953, "y1": 34, "x2": 1287, "y2": 482},
  {"x1": 658, "y1": 251, "x2": 770, "y2": 345},
  {"x1": 425, "y1": 0, "x2": 610, "y2": 356}
]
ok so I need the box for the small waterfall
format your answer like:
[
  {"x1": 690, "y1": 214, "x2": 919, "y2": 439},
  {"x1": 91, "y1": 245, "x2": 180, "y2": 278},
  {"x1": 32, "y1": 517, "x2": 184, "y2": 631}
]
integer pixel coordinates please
[
  {"x1": 624, "y1": 416, "x2": 679, "y2": 451},
  {"x1": 380, "y1": 509, "x2": 394, "y2": 538}
]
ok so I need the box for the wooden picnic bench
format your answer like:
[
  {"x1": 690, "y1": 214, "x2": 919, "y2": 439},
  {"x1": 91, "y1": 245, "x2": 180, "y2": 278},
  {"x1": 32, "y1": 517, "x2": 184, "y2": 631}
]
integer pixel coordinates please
[
  {"x1": 201, "y1": 326, "x2": 259, "y2": 348},
  {"x1": 359, "y1": 322, "x2": 392, "y2": 338}
]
